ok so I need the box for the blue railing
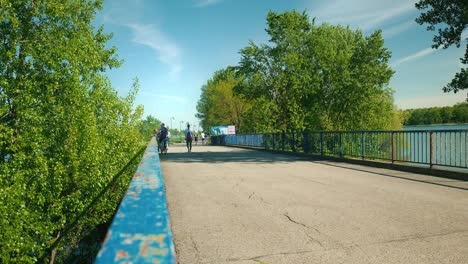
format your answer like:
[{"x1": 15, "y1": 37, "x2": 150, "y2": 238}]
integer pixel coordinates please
[
  {"x1": 212, "y1": 130, "x2": 468, "y2": 170},
  {"x1": 95, "y1": 138, "x2": 176, "y2": 264}
]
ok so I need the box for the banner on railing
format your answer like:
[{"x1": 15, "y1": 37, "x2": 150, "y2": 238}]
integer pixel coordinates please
[{"x1": 210, "y1": 125, "x2": 236, "y2": 136}]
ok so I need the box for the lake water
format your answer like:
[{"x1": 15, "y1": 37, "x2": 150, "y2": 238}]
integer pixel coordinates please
[{"x1": 403, "y1": 124, "x2": 467, "y2": 172}]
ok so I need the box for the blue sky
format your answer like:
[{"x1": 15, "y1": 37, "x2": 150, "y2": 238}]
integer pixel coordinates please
[{"x1": 95, "y1": 0, "x2": 467, "y2": 130}]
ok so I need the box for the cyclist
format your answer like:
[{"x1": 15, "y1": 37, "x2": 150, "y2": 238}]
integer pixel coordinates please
[{"x1": 159, "y1": 123, "x2": 169, "y2": 154}]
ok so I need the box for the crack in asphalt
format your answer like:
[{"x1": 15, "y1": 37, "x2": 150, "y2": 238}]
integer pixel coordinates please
[
  {"x1": 283, "y1": 212, "x2": 324, "y2": 248},
  {"x1": 191, "y1": 238, "x2": 199, "y2": 253},
  {"x1": 283, "y1": 212, "x2": 322, "y2": 234},
  {"x1": 247, "y1": 192, "x2": 270, "y2": 205},
  {"x1": 224, "y1": 229, "x2": 468, "y2": 263},
  {"x1": 190, "y1": 235, "x2": 201, "y2": 264},
  {"x1": 304, "y1": 232, "x2": 324, "y2": 248},
  {"x1": 362, "y1": 229, "x2": 468, "y2": 246},
  {"x1": 225, "y1": 249, "x2": 320, "y2": 263}
]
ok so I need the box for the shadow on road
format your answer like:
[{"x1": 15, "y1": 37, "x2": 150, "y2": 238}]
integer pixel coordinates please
[
  {"x1": 160, "y1": 145, "x2": 312, "y2": 164},
  {"x1": 161, "y1": 144, "x2": 468, "y2": 191},
  {"x1": 313, "y1": 161, "x2": 468, "y2": 191}
]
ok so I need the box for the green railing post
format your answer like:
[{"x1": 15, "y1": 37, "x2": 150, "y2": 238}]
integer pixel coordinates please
[
  {"x1": 281, "y1": 131, "x2": 285, "y2": 152},
  {"x1": 391, "y1": 131, "x2": 395, "y2": 164},
  {"x1": 292, "y1": 132, "x2": 296, "y2": 152},
  {"x1": 320, "y1": 132, "x2": 324, "y2": 156},
  {"x1": 361, "y1": 131, "x2": 365, "y2": 160},
  {"x1": 304, "y1": 132, "x2": 310, "y2": 153},
  {"x1": 339, "y1": 132, "x2": 343, "y2": 158},
  {"x1": 430, "y1": 131, "x2": 433, "y2": 168},
  {"x1": 272, "y1": 133, "x2": 276, "y2": 150}
]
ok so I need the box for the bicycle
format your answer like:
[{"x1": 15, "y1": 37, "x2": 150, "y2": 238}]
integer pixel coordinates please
[{"x1": 158, "y1": 138, "x2": 169, "y2": 155}]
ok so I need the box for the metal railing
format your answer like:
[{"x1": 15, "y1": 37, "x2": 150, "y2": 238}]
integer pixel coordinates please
[{"x1": 212, "y1": 130, "x2": 468, "y2": 169}]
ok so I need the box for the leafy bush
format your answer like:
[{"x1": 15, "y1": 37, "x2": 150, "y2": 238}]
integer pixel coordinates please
[{"x1": 0, "y1": 0, "x2": 145, "y2": 262}]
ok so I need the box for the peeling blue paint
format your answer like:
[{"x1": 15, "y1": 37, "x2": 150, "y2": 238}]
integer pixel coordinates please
[{"x1": 95, "y1": 138, "x2": 176, "y2": 264}]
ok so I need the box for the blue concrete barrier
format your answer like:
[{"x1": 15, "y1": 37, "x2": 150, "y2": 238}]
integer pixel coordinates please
[{"x1": 95, "y1": 138, "x2": 176, "y2": 263}]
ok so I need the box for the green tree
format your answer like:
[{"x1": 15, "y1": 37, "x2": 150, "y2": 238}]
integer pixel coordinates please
[
  {"x1": 137, "y1": 114, "x2": 162, "y2": 139},
  {"x1": 429, "y1": 108, "x2": 443, "y2": 124},
  {"x1": 307, "y1": 25, "x2": 396, "y2": 130},
  {"x1": 415, "y1": 0, "x2": 468, "y2": 98},
  {"x1": 235, "y1": 11, "x2": 399, "y2": 132},
  {"x1": 440, "y1": 106, "x2": 453, "y2": 123},
  {"x1": 237, "y1": 11, "x2": 314, "y2": 131},
  {"x1": 0, "y1": 0, "x2": 144, "y2": 262},
  {"x1": 452, "y1": 102, "x2": 468, "y2": 122},
  {"x1": 196, "y1": 67, "x2": 252, "y2": 133},
  {"x1": 403, "y1": 102, "x2": 467, "y2": 125}
]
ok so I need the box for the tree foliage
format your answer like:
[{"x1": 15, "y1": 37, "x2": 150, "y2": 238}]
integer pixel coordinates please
[
  {"x1": 196, "y1": 67, "x2": 252, "y2": 133},
  {"x1": 404, "y1": 102, "x2": 468, "y2": 125},
  {"x1": 415, "y1": 0, "x2": 468, "y2": 98},
  {"x1": 0, "y1": 0, "x2": 145, "y2": 263},
  {"x1": 137, "y1": 114, "x2": 162, "y2": 139},
  {"x1": 197, "y1": 11, "x2": 401, "y2": 133}
]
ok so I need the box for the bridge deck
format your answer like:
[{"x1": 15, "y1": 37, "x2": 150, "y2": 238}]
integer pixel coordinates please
[{"x1": 161, "y1": 144, "x2": 468, "y2": 264}]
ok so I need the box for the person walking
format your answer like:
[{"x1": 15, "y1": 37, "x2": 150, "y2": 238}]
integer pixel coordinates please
[
  {"x1": 201, "y1": 131, "x2": 206, "y2": 145},
  {"x1": 185, "y1": 124, "x2": 193, "y2": 153}
]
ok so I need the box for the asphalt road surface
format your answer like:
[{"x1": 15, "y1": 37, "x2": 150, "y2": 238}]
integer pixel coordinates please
[{"x1": 161, "y1": 144, "x2": 468, "y2": 264}]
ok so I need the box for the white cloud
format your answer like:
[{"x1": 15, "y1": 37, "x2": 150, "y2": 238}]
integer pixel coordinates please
[
  {"x1": 195, "y1": 0, "x2": 223, "y2": 7},
  {"x1": 140, "y1": 91, "x2": 187, "y2": 103},
  {"x1": 101, "y1": 0, "x2": 145, "y2": 24},
  {"x1": 392, "y1": 47, "x2": 438, "y2": 67},
  {"x1": 127, "y1": 23, "x2": 183, "y2": 77},
  {"x1": 310, "y1": 0, "x2": 417, "y2": 32},
  {"x1": 382, "y1": 20, "x2": 416, "y2": 39},
  {"x1": 100, "y1": 1, "x2": 183, "y2": 77},
  {"x1": 396, "y1": 93, "x2": 467, "y2": 109}
]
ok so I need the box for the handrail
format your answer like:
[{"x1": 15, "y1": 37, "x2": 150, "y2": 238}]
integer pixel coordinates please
[
  {"x1": 95, "y1": 137, "x2": 176, "y2": 263},
  {"x1": 211, "y1": 129, "x2": 468, "y2": 170}
]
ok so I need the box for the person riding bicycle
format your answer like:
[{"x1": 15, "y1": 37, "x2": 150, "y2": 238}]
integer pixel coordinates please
[{"x1": 158, "y1": 123, "x2": 169, "y2": 152}]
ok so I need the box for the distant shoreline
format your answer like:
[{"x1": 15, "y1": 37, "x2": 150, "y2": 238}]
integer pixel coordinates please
[
  {"x1": 404, "y1": 123, "x2": 468, "y2": 127},
  {"x1": 403, "y1": 123, "x2": 468, "y2": 129}
]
